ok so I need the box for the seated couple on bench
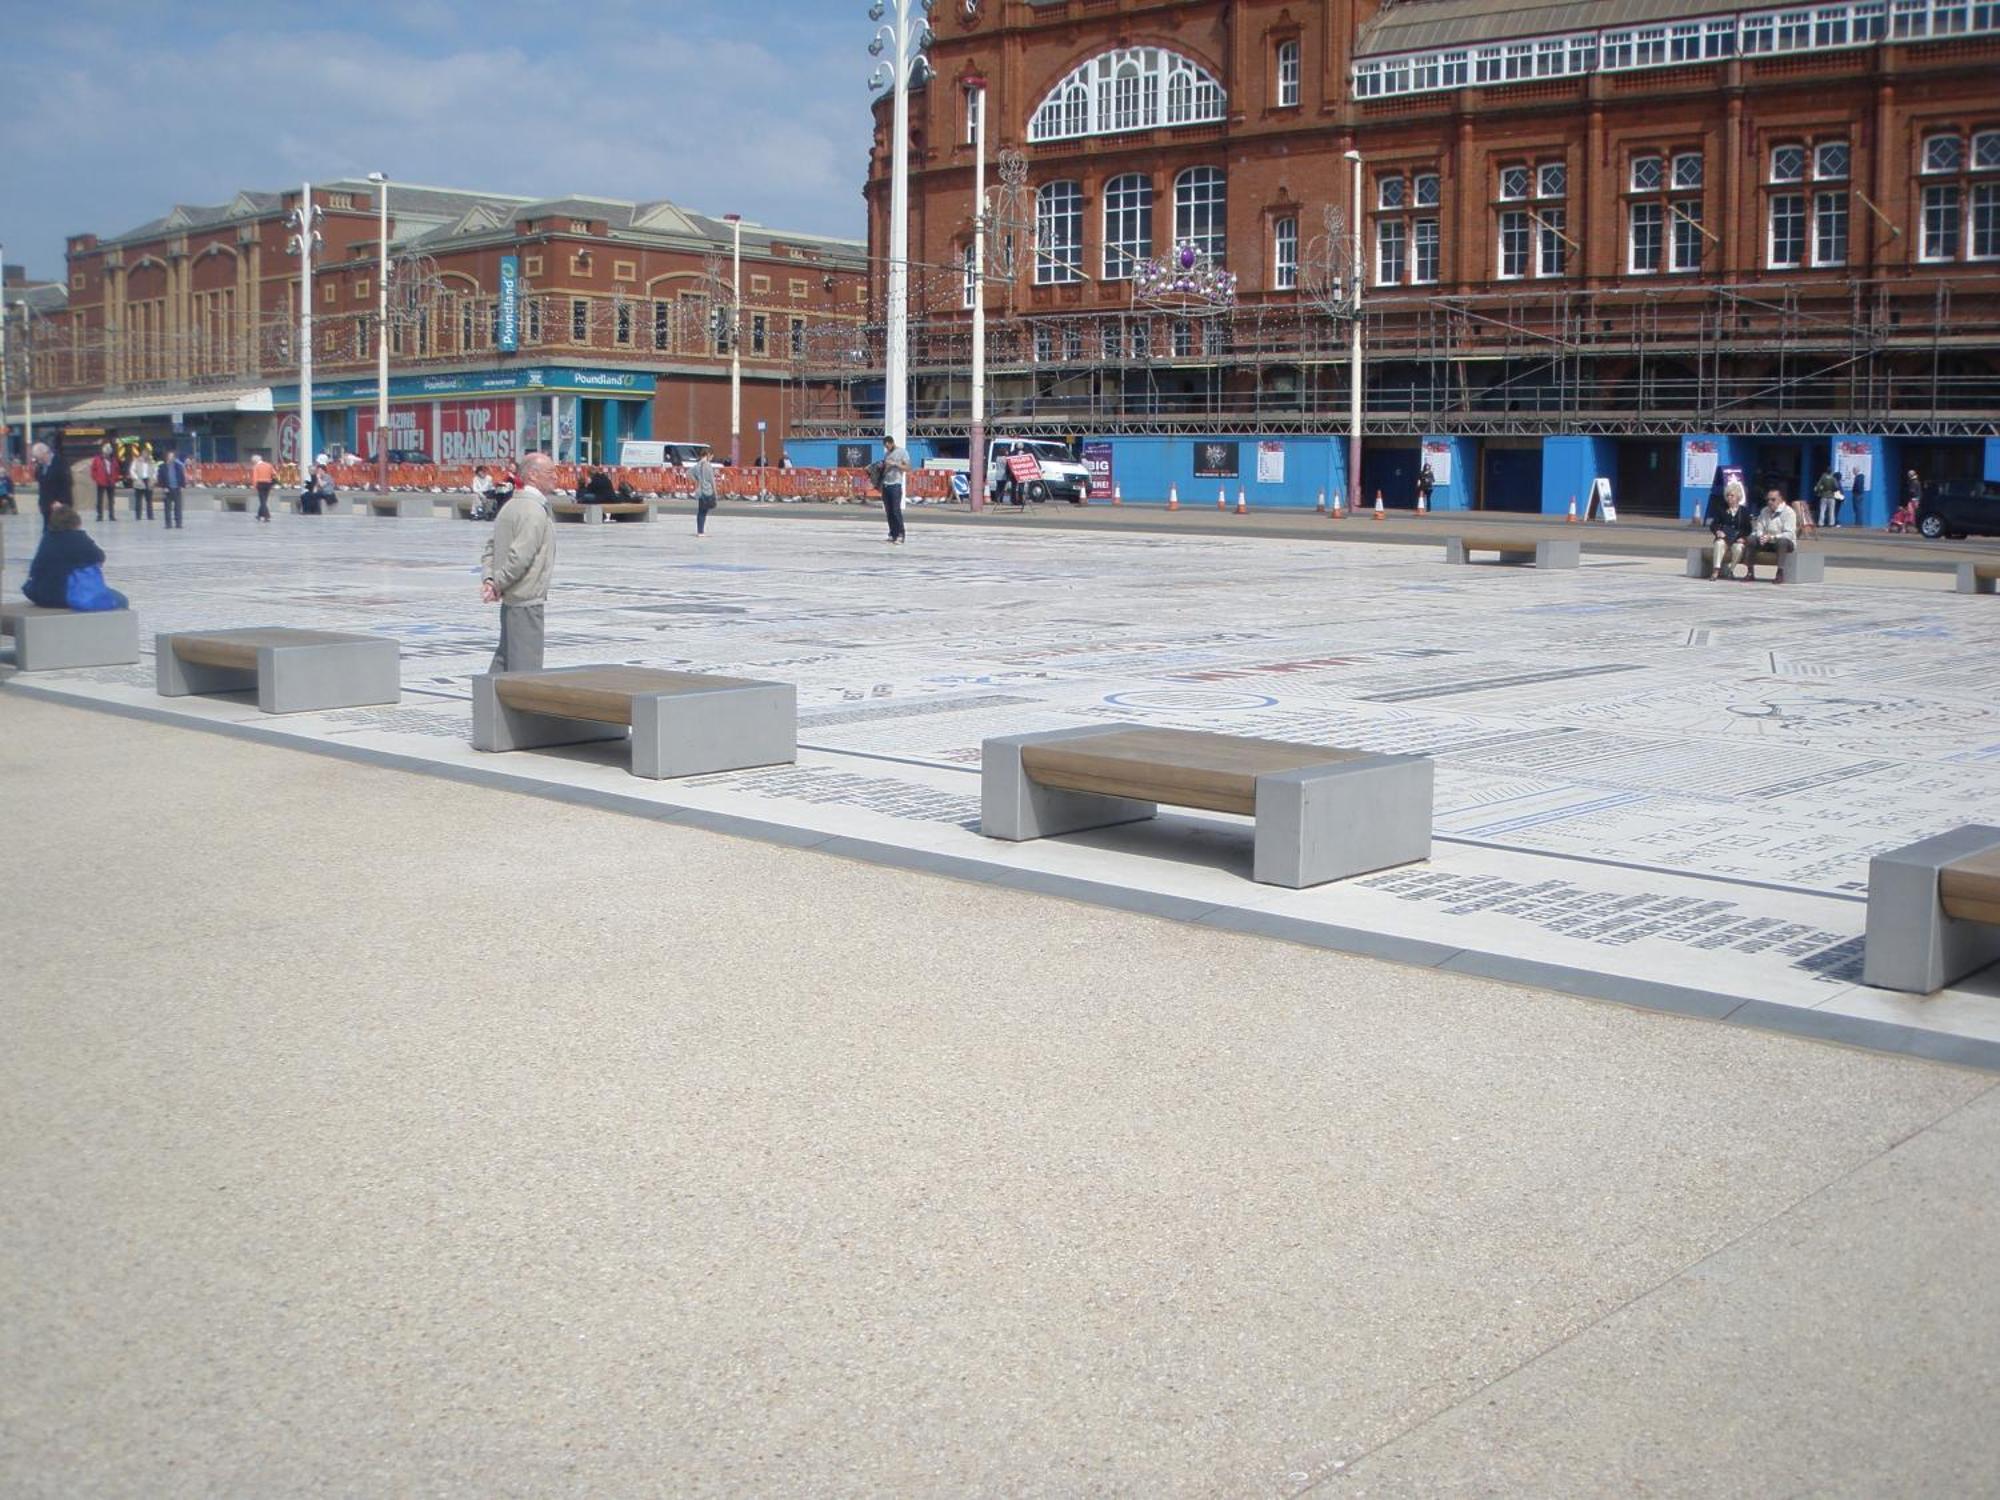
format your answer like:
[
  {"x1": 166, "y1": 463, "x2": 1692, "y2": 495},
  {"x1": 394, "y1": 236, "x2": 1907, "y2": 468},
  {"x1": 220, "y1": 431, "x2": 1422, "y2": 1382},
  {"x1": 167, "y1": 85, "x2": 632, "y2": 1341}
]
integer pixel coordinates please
[{"x1": 1708, "y1": 488, "x2": 1800, "y2": 583}]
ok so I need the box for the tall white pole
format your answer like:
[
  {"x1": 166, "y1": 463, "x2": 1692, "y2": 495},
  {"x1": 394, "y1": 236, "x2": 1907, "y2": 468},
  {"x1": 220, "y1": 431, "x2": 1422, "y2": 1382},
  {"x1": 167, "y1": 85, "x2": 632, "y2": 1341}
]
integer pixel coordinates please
[
  {"x1": 886, "y1": 24, "x2": 910, "y2": 449},
  {"x1": 298, "y1": 180, "x2": 315, "y2": 482},
  {"x1": 1347, "y1": 150, "x2": 1364, "y2": 515},
  {"x1": 1, "y1": 242, "x2": 9, "y2": 464},
  {"x1": 726, "y1": 213, "x2": 743, "y2": 466},
  {"x1": 370, "y1": 173, "x2": 389, "y2": 492},
  {"x1": 968, "y1": 81, "x2": 987, "y2": 512}
]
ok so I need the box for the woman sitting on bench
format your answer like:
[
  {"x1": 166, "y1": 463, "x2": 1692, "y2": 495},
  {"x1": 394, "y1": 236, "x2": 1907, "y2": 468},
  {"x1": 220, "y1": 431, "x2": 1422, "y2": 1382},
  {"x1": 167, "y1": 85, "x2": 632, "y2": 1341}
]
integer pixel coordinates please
[{"x1": 23, "y1": 505, "x2": 128, "y2": 611}]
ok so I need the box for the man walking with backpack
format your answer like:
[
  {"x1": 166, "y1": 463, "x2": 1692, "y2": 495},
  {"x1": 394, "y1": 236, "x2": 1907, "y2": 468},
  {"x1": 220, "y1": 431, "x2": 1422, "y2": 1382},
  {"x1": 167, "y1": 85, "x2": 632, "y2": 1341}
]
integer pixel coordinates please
[{"x1": 692, "y1": 450, "x2": 718, "y2": 537}]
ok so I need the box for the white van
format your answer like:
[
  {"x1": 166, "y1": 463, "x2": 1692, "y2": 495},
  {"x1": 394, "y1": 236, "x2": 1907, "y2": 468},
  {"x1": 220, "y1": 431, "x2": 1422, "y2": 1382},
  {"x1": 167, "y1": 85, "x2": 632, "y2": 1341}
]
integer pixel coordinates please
[
  {"x1": 618, "y1": 439, "x2": 714, "y2": 468},
  {"x1": 984, "y1": 437, "x2": 1090, "y2": 504}
]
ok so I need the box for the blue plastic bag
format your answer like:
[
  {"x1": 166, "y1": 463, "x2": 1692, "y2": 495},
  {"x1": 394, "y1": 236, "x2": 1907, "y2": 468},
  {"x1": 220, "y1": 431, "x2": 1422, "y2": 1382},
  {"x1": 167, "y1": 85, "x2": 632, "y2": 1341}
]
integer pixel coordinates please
[{"x1": 64, "y1": 565, "x2": 127, "y2": 613}]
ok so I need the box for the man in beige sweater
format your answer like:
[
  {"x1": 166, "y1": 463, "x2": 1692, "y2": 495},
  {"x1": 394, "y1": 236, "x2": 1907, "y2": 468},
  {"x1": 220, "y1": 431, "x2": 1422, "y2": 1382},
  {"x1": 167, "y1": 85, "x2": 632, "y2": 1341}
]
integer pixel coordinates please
[{"x1": 480, "y1": 450, "x2": 556, "y2": 672}]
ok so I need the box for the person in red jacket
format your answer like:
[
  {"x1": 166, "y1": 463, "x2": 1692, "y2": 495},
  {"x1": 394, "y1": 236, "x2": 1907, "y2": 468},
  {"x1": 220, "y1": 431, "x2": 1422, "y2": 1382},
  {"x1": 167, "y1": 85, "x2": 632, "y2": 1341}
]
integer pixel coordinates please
[{"x1": 90, "y1": 443, "x2": 120, "y2": 523}]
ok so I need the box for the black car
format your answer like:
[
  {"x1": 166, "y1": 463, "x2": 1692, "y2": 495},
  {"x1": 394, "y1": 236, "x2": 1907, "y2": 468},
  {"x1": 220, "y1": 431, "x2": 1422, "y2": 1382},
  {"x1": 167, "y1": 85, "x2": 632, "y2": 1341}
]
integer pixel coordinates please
[{"x1": 1917, "y1": 478, "x2": 2000, "y2": 539}]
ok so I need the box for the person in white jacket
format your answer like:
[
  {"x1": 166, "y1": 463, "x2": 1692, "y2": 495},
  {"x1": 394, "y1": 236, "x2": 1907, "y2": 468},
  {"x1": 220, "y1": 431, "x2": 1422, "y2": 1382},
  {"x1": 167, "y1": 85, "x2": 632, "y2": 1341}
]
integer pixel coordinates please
[
  {"x1": 1748, "y1": 489, "x2": 1799, "y2": 583},
  {"x1": 128, "y1": 450, "x2": 156, "y2": 521}
]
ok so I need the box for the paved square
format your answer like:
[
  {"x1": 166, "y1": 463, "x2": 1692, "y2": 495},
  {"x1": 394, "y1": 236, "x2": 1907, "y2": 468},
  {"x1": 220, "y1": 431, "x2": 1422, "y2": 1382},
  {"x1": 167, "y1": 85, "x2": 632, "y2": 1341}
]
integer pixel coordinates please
[{"x1": 5, "y1": 505, "x2": 1997, "y2": 1061}]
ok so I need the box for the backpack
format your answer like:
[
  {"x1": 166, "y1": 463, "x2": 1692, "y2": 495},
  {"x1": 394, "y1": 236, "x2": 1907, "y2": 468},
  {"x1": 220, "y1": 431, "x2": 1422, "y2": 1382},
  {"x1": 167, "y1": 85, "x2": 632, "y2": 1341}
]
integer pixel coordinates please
[{"x1": 866, "y1": 459, "x2": 885, "y2": 488}]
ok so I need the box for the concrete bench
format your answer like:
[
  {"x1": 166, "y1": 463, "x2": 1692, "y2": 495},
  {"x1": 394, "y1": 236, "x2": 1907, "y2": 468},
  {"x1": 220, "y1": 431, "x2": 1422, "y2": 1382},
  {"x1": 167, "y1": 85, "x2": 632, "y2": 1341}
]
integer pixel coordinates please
[
  {"x1": 1863, "y1": 825, "x2": 2000, "y2": 993},
  {"x1": 368, "y1": 494, "x2": 434, "y2": 519},
  {"x1": 1686, "y1": 543, "x2": 1824, "y2": 583},
  {"x1": 551, "y1": 502, "x2": 652, "y2": 524},
  {"x1": 473, "y1": 665, "x2": 795, "y2": 779},
  {"x1": 219, "y1": 493, "x2": 253, "y2": 513},
  {"x1": 157, "y1": 627, "x2": 400, "y2": 713},
  {"x1": 981, "y1": 725, "x2": 1431, "y2": 887},
  {"x1": 0, "y1": 602, "x2": 141, "y2": 671},
  {"x1": 1958, "y1": 561, "x2": 1999, "y2": 595},
  {"x1": 1444, "y1": 535, "x2": 1580, "y2": 569}
]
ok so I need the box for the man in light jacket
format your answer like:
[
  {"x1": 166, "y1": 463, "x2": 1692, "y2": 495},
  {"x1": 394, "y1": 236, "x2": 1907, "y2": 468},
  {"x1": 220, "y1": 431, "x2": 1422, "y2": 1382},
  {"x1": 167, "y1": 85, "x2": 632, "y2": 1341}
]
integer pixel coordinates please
[
  {"x1": 481, "y1": 450, "x2": 556, "y2": 672},
  {"x1": 1748, "y1": 488, "x2": 1798, "y2": 583},
  {"x1": 692, "y1": 451, "x2": 718, "y2": 536}
]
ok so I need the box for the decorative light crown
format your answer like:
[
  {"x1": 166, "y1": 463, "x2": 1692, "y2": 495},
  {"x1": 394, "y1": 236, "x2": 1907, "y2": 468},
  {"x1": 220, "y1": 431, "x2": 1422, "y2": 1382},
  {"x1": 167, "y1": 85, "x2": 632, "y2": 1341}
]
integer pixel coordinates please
[{"x1": 1135, "y1": 240, "x2": 1237, "y2": 315}]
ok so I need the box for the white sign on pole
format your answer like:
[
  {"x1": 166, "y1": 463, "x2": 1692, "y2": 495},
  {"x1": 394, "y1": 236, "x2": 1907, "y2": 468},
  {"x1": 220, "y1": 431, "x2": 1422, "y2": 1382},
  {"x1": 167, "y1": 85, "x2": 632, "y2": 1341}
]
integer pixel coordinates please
[{"x1": 1836, "y1": 439, "x2": 1874, "y2": 496}]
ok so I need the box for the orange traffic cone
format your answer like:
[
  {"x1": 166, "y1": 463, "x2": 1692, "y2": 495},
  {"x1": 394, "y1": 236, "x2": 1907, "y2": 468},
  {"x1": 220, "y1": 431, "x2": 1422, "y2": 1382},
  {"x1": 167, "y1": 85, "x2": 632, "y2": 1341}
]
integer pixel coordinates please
[
  {"x1": 1332, "y1": 490, "x2": 1346, "y2": 519},
  {"x1": 1112, "y1": 484, "x2": 1122, "y2": 507},
  {"x1": 1217, "y1": 487, "x2": 1227, "y2": 511},
  {"x1": 1167, "y1": 483, "x2": 1179, "y2": 511},
  {"x1": 1315, "y1": 489, "x2": 1326, "y2": 514},
  {"x1": 1373, "y1": 490, "x2": 1385, "y2": 520},
  {"x1": 1235, "y1": 487, "x2": 1247, "y2": 514},
  {"x1": 1566, "y1": 495, "x2": 1578, "y2": 524},
  {"x1": 1416, "y1": 491, "x2": 1428, "y2": 515}
]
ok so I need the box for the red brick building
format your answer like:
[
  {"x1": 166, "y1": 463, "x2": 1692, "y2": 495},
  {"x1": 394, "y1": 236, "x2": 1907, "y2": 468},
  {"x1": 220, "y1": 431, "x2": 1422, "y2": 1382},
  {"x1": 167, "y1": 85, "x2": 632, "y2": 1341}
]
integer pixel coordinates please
[
  {"x1": 829, "y1": 0, "x2": 2000, "y2": 516},
  {"x1": 25, "y1": 179, "x2": 867, "y2": 467}
]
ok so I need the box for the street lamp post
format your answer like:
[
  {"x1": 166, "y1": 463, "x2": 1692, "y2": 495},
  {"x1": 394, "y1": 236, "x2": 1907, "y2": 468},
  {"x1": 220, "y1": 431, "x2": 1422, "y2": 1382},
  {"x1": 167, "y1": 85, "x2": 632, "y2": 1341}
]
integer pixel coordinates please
[
  {"x1": 1, "y1": 241, "x2": 10, "y2": 465},
  {"x1": 1346, "y1": 149, "x2": 1364, "y2": 516},
  {"x1": 723, "y1": 213, "x2": 743, "y2": 467},
  {"x1": 966, "y1": 77, "x2": 987, "y2": 513},
  {"x1": 286, "y1": 182, "x2": 323, "y2": 482},
  {"x1": 367, "y1": 172, "x2": 390, "y2": 493},
  {"x1": 869, "y1": 0, "x2": 935, "y2": 455}
]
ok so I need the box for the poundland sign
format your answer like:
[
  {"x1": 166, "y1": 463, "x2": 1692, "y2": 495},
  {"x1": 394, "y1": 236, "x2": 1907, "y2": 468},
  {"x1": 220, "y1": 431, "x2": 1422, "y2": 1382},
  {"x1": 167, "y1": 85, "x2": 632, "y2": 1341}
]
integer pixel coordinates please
[{"x1": 497, "y1": 256, "x2": 519, "y2": 352}]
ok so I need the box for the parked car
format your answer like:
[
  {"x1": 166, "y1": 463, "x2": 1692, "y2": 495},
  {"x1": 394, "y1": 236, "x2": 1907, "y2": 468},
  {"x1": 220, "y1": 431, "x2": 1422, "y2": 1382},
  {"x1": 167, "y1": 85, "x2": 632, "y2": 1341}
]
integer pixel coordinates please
[{"x1": 1916, "y1": 478, "x2": 2000, "y2": 539}]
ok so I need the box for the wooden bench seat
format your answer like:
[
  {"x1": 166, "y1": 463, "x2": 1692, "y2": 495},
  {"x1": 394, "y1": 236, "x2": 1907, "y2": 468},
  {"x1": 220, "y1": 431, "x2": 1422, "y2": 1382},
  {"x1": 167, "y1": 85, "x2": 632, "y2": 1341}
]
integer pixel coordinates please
[
  {"x1": 1957, "y1": 561, "x2": 2000, "y2": 595},
  {"x1": 0, "y1": 601, "x2": 140, "y2": 671},
  {"x1": 157, "y1": 627, "x2": 400, "y2": 714},
  {"x1": 1863, "y1": 826, "x2": 2000, "y2": 993},
  {"x1": 474, "y1": 664, "x2": 794, "y2": 779},
  {"x1": 1686, "y1": 542, "x2": 1825, "y2": 583},
  {"x1": 551, "y1": 501, "x2": 652, "y2": 524},
  {"x1": 368, "y1": 494, "x2": 434, "y2": 519},
  {"x1": 1444, "y1": 535, "x2": 1580, "y2": 569},
  {"x1": 983, "y1": 725, "x2": 1431, "y2": 888}
]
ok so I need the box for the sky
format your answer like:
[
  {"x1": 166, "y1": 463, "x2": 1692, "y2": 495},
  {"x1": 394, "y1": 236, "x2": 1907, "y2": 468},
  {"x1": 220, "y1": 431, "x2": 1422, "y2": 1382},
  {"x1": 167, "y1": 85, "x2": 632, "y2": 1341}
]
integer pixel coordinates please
[{"x1": 0, "y1": 0, "x2": 875, "y2": 279}]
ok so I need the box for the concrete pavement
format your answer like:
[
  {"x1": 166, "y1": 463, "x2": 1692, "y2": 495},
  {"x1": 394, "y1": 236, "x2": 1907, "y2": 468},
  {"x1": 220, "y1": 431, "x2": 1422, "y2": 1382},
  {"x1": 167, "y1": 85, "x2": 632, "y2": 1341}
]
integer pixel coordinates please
[{"x1": 4, "y1": 693, "x2": 1997, "y2": 1496}]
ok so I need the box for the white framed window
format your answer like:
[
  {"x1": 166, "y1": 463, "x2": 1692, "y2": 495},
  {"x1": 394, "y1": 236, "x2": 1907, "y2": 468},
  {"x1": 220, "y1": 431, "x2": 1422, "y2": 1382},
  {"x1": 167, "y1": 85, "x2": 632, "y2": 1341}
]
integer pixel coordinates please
[
  {"x1": 1771, "y1": 144, "x2": 1806, "y2": 183},
  {"x1": 1924, "y1": 134, "x2": 1964, "y2": 173},
  {"x1": 1171, "y1": 319, "x2": 1193, "y2": 357},
  {"x1": 570, "y1": 298, "x2": 589, "y2": 342},
  {"x1": 1536, "y1": 208, "x2": 1568, "y2": 276},
  {"x1": 962, "y1": 85, "x2": 982, "y2": 146},
  {"x1": 1034, "y1": 180, "x2": 1084, "y2": 284},
  {"x1": 1276, "y1": 39, "x2": 1300, "y2": 106},
  {"x1": 1379, "y1": 174, "x2": 1407, "y2": 210},
  {"x1": 1814, "y1": 141, "x2": 1851, "y2": 180},
  {"x1": 1413, "y1": 218, "x2": 1440, "y2": 283},
  {"x1": 1174, "y1": 166, "x2": 1227, "y2": 262},
  {"x1": 1631, "y1": 154, "x2": 1663, "y2": 192},
  {"x1": 1629, "y1": 201, "x2": 1664, "y2": 272},
  {"x1": 1102, "y1": 173, "x2": 1153, "y2": 281},
  {"x1": 1971, "y1": 182, "x2": 2000, "y2": 259},
  {"x1": 1777, "y1": 8, "x2": 1813, "y2": 47},
  {"x1": 1673, "y1": 151, "x2": 1705, "y2": 189},
  {"x1": 1498, "y1": 209, "x2": 1529, "y2": 278},
  {"x1": 653, "y1": 299, "x2": 671, "y2": 350},
  {"x1": 1922, "y1": 183, "x2": 1962, "y2": 260},
  {"x1": 1499, "y1": 165, "x2": 1530, "y2": 201},
  {"x1": 1813, "y1": 191, "x2": 1848, "y2": 266},
  {"x1": 1034, "y1": 325, "x2": 1054, "y2": 362},
  {"x1": 1974, "y1": 129, "x2": 2000, "y2": 170},
  {"x1": 789, "y1": 316, "x2": 805, "y2": 360},
  {"x1": 1274, "y1": 216, "x2": 1299, "y2": 290},
  {"x1": 1376, "y1": 219, "x2": 1407, "y2": 285},
  {"x1": 1769, "y1": 193, "x2": 1806, "y2": 267},
  {"x1": 1670, "y1": 202, "x2": 1705, "y2": 271},
  {"x1": 1538, "y1": 162, "x2": 1567, "y2": 199},
  {"x1": 961, "y1": 243, "x2": 977, "y2": 308},
  {"x1": 1028, "y1": 48, "x2": 1225, "y2": 142},
  {"x1": 1670, "y1": 21, "x2": 1703, "y2": 60},
  {"x1": 1414, "y1": 172, "x2": 1441, "y2": 208}
]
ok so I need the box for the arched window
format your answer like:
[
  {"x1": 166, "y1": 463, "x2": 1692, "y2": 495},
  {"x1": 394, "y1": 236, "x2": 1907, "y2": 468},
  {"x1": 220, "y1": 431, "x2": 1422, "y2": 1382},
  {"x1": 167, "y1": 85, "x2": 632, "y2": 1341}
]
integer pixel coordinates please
[
  {"x1": 1036, "y1": 180, "x2": 1084, "y2": 284},
  {"x1": 1028, "y1": 48, "x2": 1226, "y2": 142},
  {"x1": 1103, "y1": 174, "x2": 1154, "y2": 280},
  {"x1": 1174, "y1": 167, "x2": 1227, "y2": 262}
]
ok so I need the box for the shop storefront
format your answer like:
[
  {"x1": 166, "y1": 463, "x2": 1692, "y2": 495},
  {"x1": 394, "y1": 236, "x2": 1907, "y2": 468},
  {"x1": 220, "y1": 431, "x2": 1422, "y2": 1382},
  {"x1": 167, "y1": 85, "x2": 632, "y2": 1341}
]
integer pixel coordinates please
[{"x1": 271, "y1": 367, "x2": 658, "y2": 468}]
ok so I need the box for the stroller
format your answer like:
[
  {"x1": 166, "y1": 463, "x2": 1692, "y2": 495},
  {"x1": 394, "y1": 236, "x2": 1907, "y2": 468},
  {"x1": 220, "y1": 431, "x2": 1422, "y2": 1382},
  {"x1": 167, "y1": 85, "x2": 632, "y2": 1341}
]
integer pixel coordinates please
[{"x1": 468, "y1": 479, "x2": 516, "y2": 522}]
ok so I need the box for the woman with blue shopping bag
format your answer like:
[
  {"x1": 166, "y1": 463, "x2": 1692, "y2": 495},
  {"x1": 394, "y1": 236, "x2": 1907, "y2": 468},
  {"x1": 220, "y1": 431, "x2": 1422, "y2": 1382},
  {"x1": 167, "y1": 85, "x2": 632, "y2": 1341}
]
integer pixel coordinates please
[{"x1": 23, "y1": 505, "x2": 129, "y2": 612}]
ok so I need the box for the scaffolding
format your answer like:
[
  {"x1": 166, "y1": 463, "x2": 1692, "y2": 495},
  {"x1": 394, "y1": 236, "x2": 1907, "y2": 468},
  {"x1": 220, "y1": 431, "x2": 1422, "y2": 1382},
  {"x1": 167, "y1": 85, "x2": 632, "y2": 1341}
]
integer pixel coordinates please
[{"x1": 789, "y1": 273, "x2": 2000, "y2": 440}]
